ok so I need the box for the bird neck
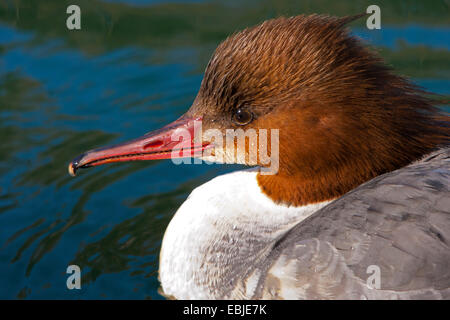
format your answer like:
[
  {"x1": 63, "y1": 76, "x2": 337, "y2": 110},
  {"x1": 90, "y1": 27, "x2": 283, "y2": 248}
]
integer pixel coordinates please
[{"x1": 256, "y1": 163, "x2": 372, "y2": 206}]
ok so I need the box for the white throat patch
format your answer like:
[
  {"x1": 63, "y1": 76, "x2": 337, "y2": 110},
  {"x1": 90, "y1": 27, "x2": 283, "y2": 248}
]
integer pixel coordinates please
[{"x1": 159, "y1": 169, "x2": 332, "y2": 299}]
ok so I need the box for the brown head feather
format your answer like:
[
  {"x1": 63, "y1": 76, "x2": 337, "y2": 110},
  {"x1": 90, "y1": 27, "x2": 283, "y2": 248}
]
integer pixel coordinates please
[{"x1": 188, "y1": 14, "x2": 449, "y2": 206}]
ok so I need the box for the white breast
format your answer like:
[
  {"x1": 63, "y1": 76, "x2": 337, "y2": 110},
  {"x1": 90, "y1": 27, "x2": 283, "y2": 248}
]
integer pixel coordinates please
[{"x1": 159, "y1": 169, "x2": 332, "y2": 299}]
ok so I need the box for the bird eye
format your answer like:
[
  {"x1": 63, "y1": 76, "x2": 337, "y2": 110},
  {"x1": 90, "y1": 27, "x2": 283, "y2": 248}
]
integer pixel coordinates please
[{"x1": 233, "y1": 108, "x2": 253, "y2": 125}]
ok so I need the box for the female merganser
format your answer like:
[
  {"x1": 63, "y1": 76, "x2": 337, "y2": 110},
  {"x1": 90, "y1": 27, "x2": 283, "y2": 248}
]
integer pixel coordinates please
[{"x1": 69, "y1": 14, "x2": 449, "y2": 299}]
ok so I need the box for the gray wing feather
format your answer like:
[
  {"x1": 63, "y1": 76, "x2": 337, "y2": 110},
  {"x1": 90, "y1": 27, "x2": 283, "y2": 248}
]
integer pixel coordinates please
[{"x1": 252, "y1": 148, "x2": 450, "y2": 299}]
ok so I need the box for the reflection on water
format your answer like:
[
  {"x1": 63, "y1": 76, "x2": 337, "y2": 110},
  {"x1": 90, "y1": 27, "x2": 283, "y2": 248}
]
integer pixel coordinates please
[{"x1": 0, "y1": 0, "x2": 449, "y2": 299}]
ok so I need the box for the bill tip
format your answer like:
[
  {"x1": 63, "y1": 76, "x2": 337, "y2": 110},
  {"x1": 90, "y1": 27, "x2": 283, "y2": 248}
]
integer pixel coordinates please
[{"x1": 68, "y1": 163, "x2": 77, "y2": 177}]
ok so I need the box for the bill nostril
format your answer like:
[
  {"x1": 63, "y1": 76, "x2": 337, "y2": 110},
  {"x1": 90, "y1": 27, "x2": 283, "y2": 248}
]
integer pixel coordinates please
[{"x1": 143, "y1": 139, "x2": 164, "y2": 149}]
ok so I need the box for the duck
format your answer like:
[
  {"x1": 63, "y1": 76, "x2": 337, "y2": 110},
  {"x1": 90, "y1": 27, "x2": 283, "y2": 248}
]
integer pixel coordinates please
[{"x1": 68, "y1": 13, "x2": 450, "y2": 299}]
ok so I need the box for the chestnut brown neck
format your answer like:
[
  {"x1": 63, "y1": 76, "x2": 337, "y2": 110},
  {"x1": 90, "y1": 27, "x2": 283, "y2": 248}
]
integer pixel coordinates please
[
  {"x1": 257, "y1": 112, "x2": 448, "y2": 207},
  {"x1": 256, "y1": 157, "x2": 401, "y2": 207}
]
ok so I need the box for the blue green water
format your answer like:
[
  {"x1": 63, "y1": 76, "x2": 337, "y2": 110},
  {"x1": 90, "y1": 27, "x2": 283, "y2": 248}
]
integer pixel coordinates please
[{"x1": 0, "y1": 0, "x2": 449, "y2": 299}]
